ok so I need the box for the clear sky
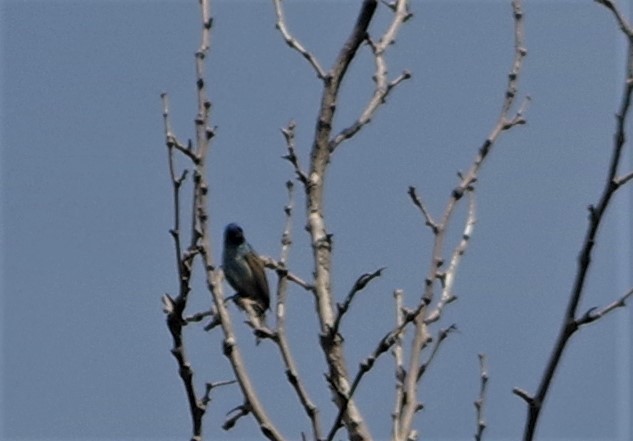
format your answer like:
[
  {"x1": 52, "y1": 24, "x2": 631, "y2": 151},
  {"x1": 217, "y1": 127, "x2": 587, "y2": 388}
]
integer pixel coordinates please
[{"x1": 1, "y1": 0, "x2": 631, "y2": 440}]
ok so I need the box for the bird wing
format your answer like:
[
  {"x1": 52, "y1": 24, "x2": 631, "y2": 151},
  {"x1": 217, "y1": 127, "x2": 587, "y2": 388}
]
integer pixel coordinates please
[{"x1": 244, "y1": 252, "x2": 270, "y2": 311}]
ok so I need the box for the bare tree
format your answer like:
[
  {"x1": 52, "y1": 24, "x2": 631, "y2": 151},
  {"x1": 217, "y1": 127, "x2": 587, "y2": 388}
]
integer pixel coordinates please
[{"x1": 160, "y1": 1, "x2": 632, "y2": 440}]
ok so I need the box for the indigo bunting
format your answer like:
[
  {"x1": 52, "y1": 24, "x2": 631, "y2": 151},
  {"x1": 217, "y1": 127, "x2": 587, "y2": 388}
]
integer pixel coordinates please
[{"x1": 222, "y1": 223, "x2": 270, "y2": 328}]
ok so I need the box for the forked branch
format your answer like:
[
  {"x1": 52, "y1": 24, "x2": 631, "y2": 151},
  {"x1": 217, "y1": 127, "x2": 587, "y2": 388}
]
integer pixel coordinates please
[{"x1": 396, "y1": 2, "x2": 528, "y2": 439}]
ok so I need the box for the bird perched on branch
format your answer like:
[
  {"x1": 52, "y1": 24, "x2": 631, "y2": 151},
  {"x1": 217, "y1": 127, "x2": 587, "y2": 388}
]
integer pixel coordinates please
[{"x1": 222, "y1": 223, "x2": 270, "y2": 330}]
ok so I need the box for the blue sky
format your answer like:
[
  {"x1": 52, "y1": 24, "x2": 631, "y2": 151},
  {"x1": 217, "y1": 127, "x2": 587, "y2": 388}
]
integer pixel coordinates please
[{"x1": 1, "y1": 0, "x2": 631, "y2": 440}]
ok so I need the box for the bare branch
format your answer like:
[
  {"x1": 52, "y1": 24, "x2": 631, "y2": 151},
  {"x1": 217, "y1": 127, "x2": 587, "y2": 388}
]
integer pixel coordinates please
[
  {"x1": 518, "y1": 1, "x2": 633, "y2": 438},
  {"x1": 512, "y1": 387, "x2": 534, "y2": 405},
  {"x1": 207, "y1": 268, "x2": 283, "y2": 440},
  {"x1": 163, "y1": 291, "x2": 207, "y2": 441},
  {"x1": 330, "y1": 0, "x2": 413, "y2": 152},
  {"x1": 184, "y1": 308, "x2": 215, "y2": 323},
  {"x1": 161, "y1": 91, "x2": 208, "y2": 441},
  {"x1": 273, "y1": 180, "x2": 323, "y2": 440},
  {"x1": 261, "y1": 255, "x2": 313, "y2": 292},
  {"x1": 161, "y1": 93, "x2": 194, "y2": 163},
  {"x1": 615, "y1": 170, "x2": 633, "y2": 187},
  {"x1": 306, "y1": 3, "x2": 381, "y2": 440},
  {"x1": 330, "y1": 66, "x2": 411, "y2": 150},
  {"x1": 416, "y1": 324, "x2": 456, "y2": 382},
  {"x1": 163, "y1": 0, "x2": 285, "y2": 438},
  {"x1": 332, "y1": 267, "x2": 386, "y2": 336},
  {"x1": 223, "y1": 404, "x2": 251, "y2": 431},
  {"x1": 203, "y1": 315, "x2": 222, "y2": 332},
  {"x1": 231, "y1": 295, "x2": 277, "y2": 343},
  {"x1": 394, "y1": 317, "x2": 426, "y2": 441},
  {"x1": 500, "y1": 0, "x2": 528, "y2": 118},
  {"x1": 595, "y1": 0, "x2": 633, "y2": 38},
  {"x1": 576, "y1": 286, "x2": 633, "y2": 326},
  {"x1": 272, "y1": 0, "x2": 327, "y2": 80},
  {"x1": 407, "y1": 186, "x2": 439, "y2": 233},
  {"x1": 279, "y1": 179, "x2": 295, "y2": 266},
  {"x1": 474, "y1": 354, "x2": 489, "y2": 441},
  {"x1": 419, "y1": 0, "x2": 527, "y2": 312},
  {"x1": 281, "y1": 121, "x2": 310, "y2": 186},
  {"x1": 327, "y1": 298, "x2": 414, "y2": 441},
  {"x1": 425, "y1": 192, "x2": 476, "y2": 325},
  {"x1": 173, "y1": 139, "x2": 201, "y2": 164},
  {"x1": 391, "y1": 289, "x2": 406, "y2": 440},
  {"x1": 202, "y1": 380, "x2": 237, "y2": 407},
  {"x1": 161, "y1": 93, "x2": 188, "y2": 277},
  {"x1": 276, "y1": 322, "x2": 323, "y2": 440},
  {"x1": 330, "y1": 0, "x2": 378, "y2": 84},
  {"x1": 447, "y1": 0, "x2": 528, "y2": 210},
  {"x1": 398, "y1": 2, "x2": 528, "y2": 438}
]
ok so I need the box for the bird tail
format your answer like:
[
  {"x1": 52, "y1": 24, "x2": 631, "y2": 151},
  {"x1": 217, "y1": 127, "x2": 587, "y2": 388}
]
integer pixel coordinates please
[{"x1": 233, "y1": 296, "x2": 269, "y2": 342}]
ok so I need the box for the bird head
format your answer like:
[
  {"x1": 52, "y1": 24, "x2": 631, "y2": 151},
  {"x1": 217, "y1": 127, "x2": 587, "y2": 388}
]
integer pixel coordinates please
[{"x1": 224, "y1": 223, "x2": 245, "y2": 246}]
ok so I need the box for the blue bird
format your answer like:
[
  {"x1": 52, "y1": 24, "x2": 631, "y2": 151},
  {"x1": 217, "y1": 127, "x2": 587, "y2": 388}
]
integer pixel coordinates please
[{"x1": 222, "y1": 223, "x2": 270, "y2": 328}]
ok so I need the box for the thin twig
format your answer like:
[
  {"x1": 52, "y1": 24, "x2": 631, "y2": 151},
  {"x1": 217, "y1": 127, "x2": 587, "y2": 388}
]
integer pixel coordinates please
[
  {"x1": 184, "y1": 308, "x2": 215, "y2": 323},
  {"x1": 281, "y1": 121, "x2": 310, "y2": 185},
  {"x1": 279, "y1": 180, "x2": 295, "y2": 266},
  {"x1": 615, "y1": 170, "x2": 633, "y2": 187},
  {"x1": 202, "y1": 379, "x2": 237, "y2": 407},
  {"x1": 425, "y1": 192, "x2": 476, "y2": 325},
  {"x1": 272, "y1": 0, "x2": 327, "y2": 80},
  {"x1": 595, "y1": 0, "x2": 633, "y2": 38},
  {"x1": 261, "y1": 256, "x2": 313, "y2": 292},
  {"x1": 416, "y1": 324, "x2": 457, "y2": 381},
  {"x1": 576, "y1": 287, "x2": 633, "y2": 325},
  {"x1": 274, "y1": 181, "x2": 323, "y2": 440},
  {"x1": 223, "y1": 404, "x2": 251, "y2": 431},
  {"x1": 407, "y1": 186, "x2": 438, "y2": 233},
  {"x1": 331, "y1": 267, "x2": 386, "y2": 337}
]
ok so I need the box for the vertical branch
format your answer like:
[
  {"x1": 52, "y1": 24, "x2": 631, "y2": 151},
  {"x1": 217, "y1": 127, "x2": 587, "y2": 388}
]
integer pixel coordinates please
[
  {"x1": 161, "y1": 93, "x2": 206, "y2": 441},
  {"x1": 391, "y1": 289, "x2": 406, "y2": 440},
  {"x1": 307, "y1": 0, "x2": 378, "y2": 329},
  {"x1": 274, "y1": 181, "x2": 323, "y2": 440},
  {"x1": 163, "y1": 1, "x2": 285, "y2": 439},
  {"x1": 305, "y1": 2, "x2": 378, "y2": 440},
  {"x1": 397, "y1": 1, "x2": 528, "y2": 439},
  {"x1": 160, "y1": 1, "x2": 218, "y2": 438},
  {"x1": 514, "y1": 2, "x2": 633, "y2": 439},
  {"x1": 474, "y1": 354, "x2": 489, "y2": 441},
  {"x1": 425, "y1": 192, "x2": 477, "y2": 324},
  {"x1": 396, "y1": 312, "x2": 430, "y2": 441},
  {"x1": 273, "y1": 2, "x2": 411, "y2": 436},
  {"x1": 188, "y1": 1, "x2": 284, "y2": 438},
  {"x1": 192, "y1": 0, "x2": 214, "y2": 253}
]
